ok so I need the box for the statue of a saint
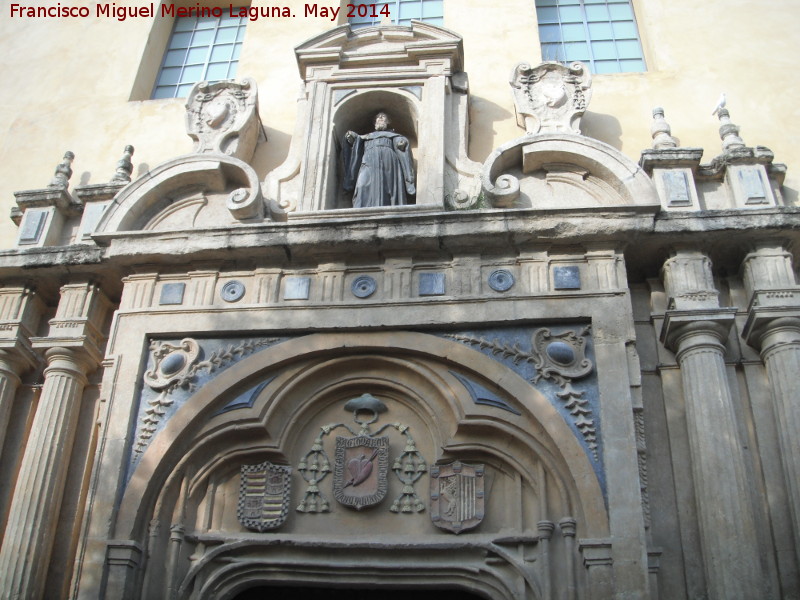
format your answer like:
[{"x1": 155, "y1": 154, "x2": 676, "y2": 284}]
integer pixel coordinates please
[{"x1": 342, "y1": 112, "x2": 416, "y2": 208}]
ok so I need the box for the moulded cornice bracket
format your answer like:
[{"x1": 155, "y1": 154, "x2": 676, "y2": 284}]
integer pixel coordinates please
[
  {"x1": 742, "y1": 289, "x2": 800, "y2": 348},
  {"x1": 12, "y1": 187, "x2": 82, "y2": 223},
  {"x1": 638, "y1": 148, "x2": 704, "y2": 174}
]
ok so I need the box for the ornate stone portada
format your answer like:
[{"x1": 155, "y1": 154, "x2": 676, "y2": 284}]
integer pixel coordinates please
[{"x1": 0, "y1": 13, "x2": 798, "y2": 600}]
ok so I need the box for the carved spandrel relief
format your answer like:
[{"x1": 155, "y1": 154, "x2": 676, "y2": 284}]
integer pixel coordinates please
[
  {"x1": 510, "y1": 61, "x2": 592, "y2": 135},
  {"x1": 185, "y1": 77, "x2": 260, "y2": 161},
  {"x1": 297, "y1": 393, "x2": 427, "y2": 514},
  {"x1": 430, "y1": 461, "x2": 485, "y2": 534},
  {"x1": 238, "y1": 461, "x2": 292, "y2": 532},
  {"x1": 444, "y1": 326, "x2": 600, "y2": 463},
  {"x1": 132, "y1": 337, "x2": 282, "y2": 462}
]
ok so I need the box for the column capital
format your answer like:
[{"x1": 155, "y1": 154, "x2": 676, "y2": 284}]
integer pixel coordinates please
[
  {"x1": 660, "y1": 308, "x2": 736, "y2": 353},
  {"x1": 742, "y1": 294, "x2": 800, "y2": 350},
  {"x1": 30, "y1": 339, "x2": 103, "y2": 376}
]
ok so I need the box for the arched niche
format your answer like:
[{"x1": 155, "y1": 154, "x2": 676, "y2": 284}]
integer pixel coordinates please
[
  {"x1": 331, "y1": 88, "x2": 421, "y2": 208},
  {"x1": 92, "y1": 153, "x2": 263, "y2": 240},
  {"x1": 481, "y1": 133, "x2": 660, "y2": 210},
  {"x1": 265, "y1": 22, "x2": 465, "y2": 216},
  {"x1": 111, "y1": 332, "x2": 606, "y2": 599}
]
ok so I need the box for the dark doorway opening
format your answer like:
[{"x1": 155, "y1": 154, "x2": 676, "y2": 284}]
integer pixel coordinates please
[{"x1": 233, "y1": 587, "x2": 485, "y2": 600}]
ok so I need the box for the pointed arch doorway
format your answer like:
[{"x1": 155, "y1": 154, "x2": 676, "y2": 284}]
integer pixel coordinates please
[{"x1": 233, "y1": 587, "x2": 485, "y2": 600}]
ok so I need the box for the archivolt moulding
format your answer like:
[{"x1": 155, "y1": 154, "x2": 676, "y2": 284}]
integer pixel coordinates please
[
  {"x1": 93, "y1": 153, "x2": 263, "y2": 238},
  {"x1": 481, "y1": 133, "x2": 659, "y2": 209}
]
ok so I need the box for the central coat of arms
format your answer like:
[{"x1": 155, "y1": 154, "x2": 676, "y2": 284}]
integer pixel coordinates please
[
  {"x1": 297, "y1": 393, "x2": 427, "y2": 514},
  {"x1": 333, "y1": 435, "x2": 389, "y2": 510}
]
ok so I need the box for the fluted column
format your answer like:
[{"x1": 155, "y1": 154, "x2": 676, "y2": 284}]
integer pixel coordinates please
[
  {"x1": 0, "y1": 351, "x2": 24, "y2": 458},
  {"x1": 741, "y1": 242, "x2": 800, "y2": 559},
  {"x1": 0, "y1": 347, "x2": 91, "y2": 599},
  {"x1": 664, "y1": 318, "x2": 762, "y2": 599},
  {"x1": 758, "y1": 319, "x2": 800, "y2": 545},
  {"x1": 661, "y1": 248, "x2": 763, "y2": 598}
]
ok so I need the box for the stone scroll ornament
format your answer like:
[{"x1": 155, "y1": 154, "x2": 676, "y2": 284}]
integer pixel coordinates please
[
  {"x1": 447, "y1": 327, "x2": 598, "y2": 459},
  {"x1": 509, "y1": 61, "x2": 592, "y2": 134},
  {"x1": 430, "y1": 461, "x2": 485, "y2": 534},
  {"x1": 297, "y1": 393, "x2": 427, "y2": 513},
  {"x1": 185, "y1": 77, "x2": 260, "y2": 161},
  {"x1": 238, "y1": 461, "x2": 292, "y2": 532},
  {"x1": 136, "y1": 338, "x2": 277, "y2": 456}
]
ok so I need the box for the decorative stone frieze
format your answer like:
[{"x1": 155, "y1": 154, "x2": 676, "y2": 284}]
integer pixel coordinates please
[{"x1": 509, "y1": 61, "x2": 592, "y2": 135}]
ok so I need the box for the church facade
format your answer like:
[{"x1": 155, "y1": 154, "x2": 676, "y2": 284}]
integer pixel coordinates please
[{"x1": 0, "y1": 2, "x2": 798, "y2": 598}]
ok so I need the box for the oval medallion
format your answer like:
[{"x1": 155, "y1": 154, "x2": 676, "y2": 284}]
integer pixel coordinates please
[
  {"x1": 488, "y1": 269, "x2": 515, "y2": 292},
  {"x1": 221, "y1": 280, "x2": 246, "y2": 303},
  {"x1": 351, "y1": 275, "x2": 377, "y2": 299}
]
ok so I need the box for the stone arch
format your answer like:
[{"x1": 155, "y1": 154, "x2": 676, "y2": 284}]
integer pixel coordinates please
[{"x1": 113, "y1": 332, "x2": 607, "y2": 599}]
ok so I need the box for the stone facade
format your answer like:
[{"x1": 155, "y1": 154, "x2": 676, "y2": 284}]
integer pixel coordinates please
[{"x1": 0, "y1": 4, "x2": 799, "y2": 600}]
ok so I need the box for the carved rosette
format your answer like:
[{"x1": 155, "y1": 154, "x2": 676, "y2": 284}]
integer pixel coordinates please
[
  {"x1": 238, "y1": 461, "x2": 292, "y2": 532},
  {"x1": 430, "y1": 461, "x2": 485, "y2": 534},
  {"x1": 185, "y1": 77, "x2": 260, "y2": 162},
  {"x1": 297, "y1": 393, "x2": 427, "y2": 514},
  {"x1": 510, "y1": 61, "x2": 592, "y2": 135}
]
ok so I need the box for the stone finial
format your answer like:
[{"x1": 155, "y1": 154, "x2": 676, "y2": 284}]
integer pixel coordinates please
[
  {"x1": 185, "y1": 77, "x2": 260, "y2": 162},
  {"x1": 650, "y1": 107, "x2": 678, "y2": 149},
  {"x1": 510, "y1": 61, "x2": 592, "y2": 135},
  {"x1": 111, "y1": 145, "x2": 134, "y2": 183},
  {"x1": 716, "y1": 107, "x2": 745, "y2": 151},
  {"x1": 48, "y1": 151, "x2": 74, "y2": 188}
]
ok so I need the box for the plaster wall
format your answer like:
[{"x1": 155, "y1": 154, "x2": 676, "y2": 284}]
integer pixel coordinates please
[{"x1": 0, "y1": 0, "x2": 798, "y2": 247}]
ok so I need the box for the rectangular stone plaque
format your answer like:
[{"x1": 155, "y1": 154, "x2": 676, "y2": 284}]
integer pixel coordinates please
[
  {"x1": 159, "y1": 282, "x2": 186, "y2": 305},
  {"x1": 664, "y1": 171, "x2": 691, "y2": 206},
  {"x1": 419, "y1": 272, "x2": 446, "y2": 296},
  {"x1": 553, "y1": 266, "x2": 581, "y2": 290},
  {"x1": 284, "y1": 276, "x2": 311, "y2": 300},
  {"x1": 18, "y1": 209, "x2": 47, "y2": 244},
  {"x1": 738, "y1": 168, "x2": 767, "y2": 204}
]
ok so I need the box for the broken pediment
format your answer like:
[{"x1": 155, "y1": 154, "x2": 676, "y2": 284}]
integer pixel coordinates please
[
  {"x1": 481, "y1": 134, "x2": 659, "y2": 209},
  {"x1": 93, "y1": 153, "x2": 263, "y2": 238}
]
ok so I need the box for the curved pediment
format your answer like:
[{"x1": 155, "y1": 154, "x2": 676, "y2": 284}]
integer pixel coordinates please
[
  {"x1": 295, "y1": 21, "x2": 463, "y2": 80},
  {"x1": 93, "y1": 153, "x2": 263, "y2": 237},
  {"x1": 482, "y1": 133, "x2": 659, "y2": 209}
]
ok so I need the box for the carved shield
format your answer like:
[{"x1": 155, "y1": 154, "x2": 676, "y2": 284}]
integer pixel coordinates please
[
  {"x1": 430, "y1": 461, "x2": 485, "y2": 534},
  {"x1": 238, "y1": 461, "x2": 292, "y2": 532},
  {"x1": 333, "y1": 435, "x2": 389, "y2": 510}
]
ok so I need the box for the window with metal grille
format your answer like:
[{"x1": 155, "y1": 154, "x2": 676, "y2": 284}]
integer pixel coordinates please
[
  {"x1": 152, "y1": 13, "x2": 246, "y2": 99},
  {"x1": 535, "y1": 0, "x2": 645, "y2": 74},
  {"x1": 348, "y1": 0, "x2": 443, "y2": 27}
]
